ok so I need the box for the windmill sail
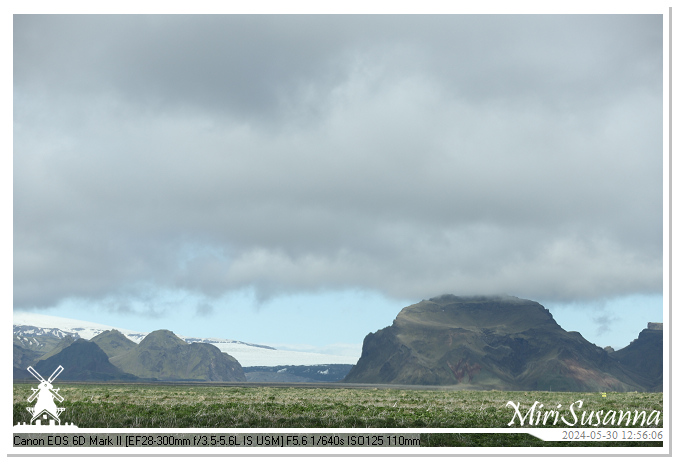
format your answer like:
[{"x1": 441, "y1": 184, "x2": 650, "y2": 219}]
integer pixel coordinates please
[
  {"x1": 50, "y1": 389, "x2": 64, "y2": 403},
  {"x1": 27, "y1": 366, "x2": 45, "y2": 383},
  {"x1": 48, "y1": 366, "x2": 64, "y2": 383},
  {"x1": 27, "y1": 389, "x2": 40, "y2": 403}
]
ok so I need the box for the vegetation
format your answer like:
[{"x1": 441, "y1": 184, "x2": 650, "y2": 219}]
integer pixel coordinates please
[
  {"x1": 13, "y1": 383, "x2": 662, "y2": 447},
  {"x1": 108, "y1": 330, "x2": 246, "y2": 382},
  {"x1": 33, "y1": 340, "x2": 138, "y2": 381},
  {"x1": 345, "y1": 295, "x2": 661, "y2": 391}
]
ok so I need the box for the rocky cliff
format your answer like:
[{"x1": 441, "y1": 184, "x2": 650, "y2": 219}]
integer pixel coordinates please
[{"x1": 344, "y1": 295, "x2": 659, "y2": 391}]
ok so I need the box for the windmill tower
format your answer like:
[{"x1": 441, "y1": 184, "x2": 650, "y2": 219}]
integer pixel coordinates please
[{"x1": 26, "y1": 366, "x2": 66, "y2": 425}]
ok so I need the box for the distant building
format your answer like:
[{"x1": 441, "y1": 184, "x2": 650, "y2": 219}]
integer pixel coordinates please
[{"x1": 647, "y1": 322, "x2": 663, "y2": 331}]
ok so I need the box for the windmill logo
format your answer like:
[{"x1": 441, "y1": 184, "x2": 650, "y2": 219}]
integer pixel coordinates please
[{"x1": 16, "y1": 365, "x2": 76, "y2": 427}]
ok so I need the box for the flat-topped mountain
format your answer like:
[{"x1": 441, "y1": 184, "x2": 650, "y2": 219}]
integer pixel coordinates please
[
  {"x1": 344, "y1": 295, "x2": 660, "y2": 391},
  {"x1": 609, "y1": 326, "x2": 663, "y2": 391}
]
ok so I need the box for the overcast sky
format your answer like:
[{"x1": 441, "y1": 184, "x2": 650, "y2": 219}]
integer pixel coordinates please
[{"x1": 13, "y1": 14, "x2": 664, "y2": 353}]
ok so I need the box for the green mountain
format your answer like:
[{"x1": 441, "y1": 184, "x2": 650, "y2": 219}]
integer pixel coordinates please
[
  {"x1": 90, "y1": 329, "x2": 137, "y2": 358},
  {"x1": 13, "y1": 342, "x2": 40, "y2": 370},
  {"x1": 36, "y1": 335, "x2": 78, "y2": 362},
  {"x1": 109, "y1": 329, "x2": 246, "y2": 381},
  {"x1": 33, "y1": 339, "x2": 139, "y2": 381},
  {"x1": 14, "y1": 326, "x2": 80, "y2": 378},
  {"x1": 344, "y1": 295, "x2": 655, "y2": 391}
]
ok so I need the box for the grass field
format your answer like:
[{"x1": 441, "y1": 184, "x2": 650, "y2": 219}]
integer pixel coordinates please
[{"x1": 13, "y1": 383, "x2": 663, "y2": 447}]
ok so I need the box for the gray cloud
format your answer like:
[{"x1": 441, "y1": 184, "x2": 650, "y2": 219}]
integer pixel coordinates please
[
  {"x1": 13, "y1": 15, "x2": 663, "y2": 310},
  {"x1": 592, "y1": 311, "x2": 620, "y2": 336},
  {"x1": 195, "y1": 302, "x2": 215, "y2": 318}
]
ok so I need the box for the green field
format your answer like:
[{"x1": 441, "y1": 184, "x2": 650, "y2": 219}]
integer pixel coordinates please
[{"x1": 13, "y1": 383, "x2": 663, "y2": 447}]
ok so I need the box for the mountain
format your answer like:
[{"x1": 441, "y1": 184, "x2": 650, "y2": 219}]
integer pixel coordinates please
[
  {"x1": 13, "y1": 312, "x2": 358, "y2": 367},
  {"x1": 13, "y1": 313, "x2": 147, "y2": 342},
  {"x1": 13, "y1": 342, "x2": 40, "y2": 370},
  {"x1": 13, "y1": 325, "x2": 80, "y2": 358},
  {"x1": 13, "y1": 343, "x2": 40, "y2": 380},
  {"x1": 90, "y1": 329, "x2": 138, "y2": 358},
  {"x1": 33, "y1": 339, "x2": 139, "y2": 381},
  {"x1": 609, "y1": 324, "x2": 663, "y2": 391},
  {"x1": 109, "y1": 329, "x2": 246, "y2": 381},
  {"x1": 36, "y1": 335, "x2": 78, "y2": 362},
  {"x1": 344, "y1": 295, "x2": 658, "y2": 391}
]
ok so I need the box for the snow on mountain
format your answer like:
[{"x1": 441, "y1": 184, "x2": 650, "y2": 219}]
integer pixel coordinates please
[
  {"x1": 13, "y1": 312, "x2": 148, "y2": 343},
  {"x1": 13, "y1": 312, "x2": 358, "y2": 367},
  {"x1": 207, "y1": 341, "x2": 357, "y2": 367}
]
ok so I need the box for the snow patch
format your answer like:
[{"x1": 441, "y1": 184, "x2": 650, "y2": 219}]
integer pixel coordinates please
[{"x1": 14, "y1": 311, "x2": 359, "y2": 367}]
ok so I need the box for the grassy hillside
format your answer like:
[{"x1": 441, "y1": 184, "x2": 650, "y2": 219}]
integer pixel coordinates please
[
  {"x1": 33, "y1": 339, "x2": 139, "y2": 381},
  {"x1": 110, "y1": 329, "x2": 246, "y2": 381},
  {"x1": 91, "y1": 329, "x2": 137, "y2": 358}
]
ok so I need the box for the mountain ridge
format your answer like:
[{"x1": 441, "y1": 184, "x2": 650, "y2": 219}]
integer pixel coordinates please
[
  {"x1": 13, "y1": 312, "x2": 357, "y2": 367},
  {"x1": 344, "y1": 294, "x2": 662, "y2": 391},
  {"x1": 33, "y1": 339, "x2": 139, "y2": 381},
  {"x1": 13, "y1": 296, "x2": 662, "y2": 389},
  {"x1": 109, "y1": 330, "x2": 246, "y2": 381}
]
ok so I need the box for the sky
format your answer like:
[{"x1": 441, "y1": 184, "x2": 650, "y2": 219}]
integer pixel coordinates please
[{"x1": 12, "y1": 13, "x2": 666, "y2": 356}]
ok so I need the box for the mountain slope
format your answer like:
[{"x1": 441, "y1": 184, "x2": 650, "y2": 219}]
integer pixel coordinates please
[
  {"x1": 32, "y1": 339, "x2": 139, "y2": 381},
  {"x1": 609, "y1": 325, "x2": 663, "y2": 391},
  {"x1": 36, "y1": 335, "x2": 78, "y2": 362},
  {"x1": 90, "y1": 329, "x2": 138, "y2": 358},
  {"x1": 13, "y1": 312, "x2": 358, "y2": 367},
  {"x1": 109, "y1": 329, "x2": 246, "y2": 381},
  {"x1": 13, "y1": 342, "x2": 39, "y2": 369},
  {"x1": 344, "y1": 295, "x2": 653, "y2": 391},
  {"x1": 13, "y1": 325, "x2": 80, "y2": 357}
]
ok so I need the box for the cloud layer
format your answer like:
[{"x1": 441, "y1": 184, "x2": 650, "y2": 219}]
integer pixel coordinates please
[{"x1": 14, "y1": 15, "x2": 663, "y2": 310}]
